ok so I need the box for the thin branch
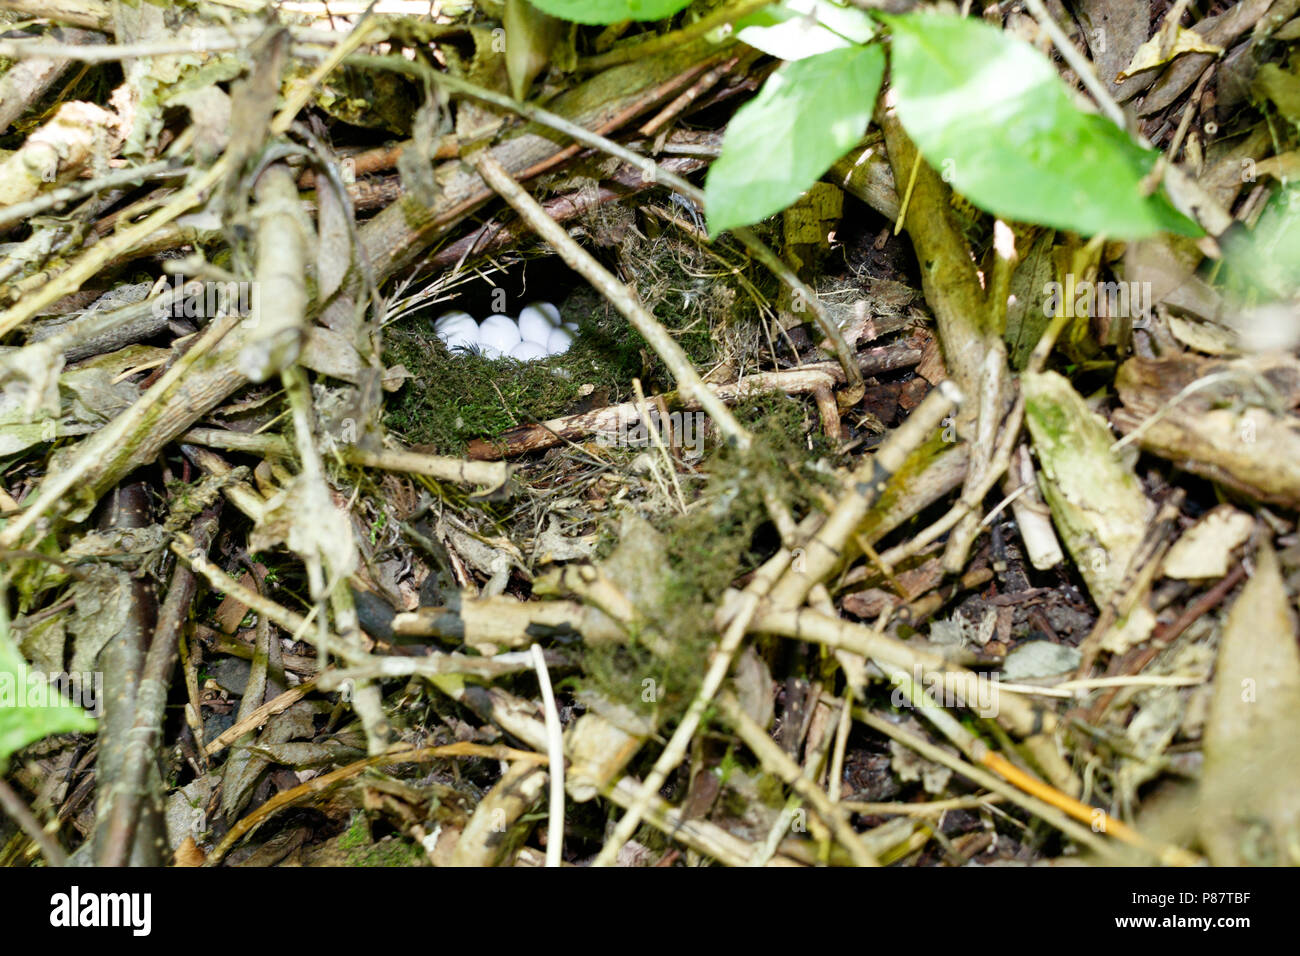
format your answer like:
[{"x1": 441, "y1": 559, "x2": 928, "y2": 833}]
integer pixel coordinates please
[
  {"x1": 0, "y1": 778, "x2": 66, "y2": 866},
  {"x1": 531, "y1": 644, "x2": 566, "y2": 868}
]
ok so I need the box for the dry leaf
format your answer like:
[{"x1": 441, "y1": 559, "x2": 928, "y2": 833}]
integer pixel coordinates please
[
  {"x1": 1117, "y1": 27, "x2": 1223, "y2": 81},
  {"x1": 1024, "y1": 370, "x2": 1154, "y2": 607},
  {"x1": 1198, "y1": 542, "x2": 1300, "y2": 865},
  {"x1": 1162, "y1": 506, "x2": 1254, "y2": 579}
]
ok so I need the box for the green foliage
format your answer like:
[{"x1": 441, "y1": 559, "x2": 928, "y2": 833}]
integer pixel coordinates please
[
  {"x1": 734, "y1": 0, "x2": 876, "y2": 60},
  {"x1": 526, "y1": 0, "x2": 692, "y2": 25},
  {"x1": 711, "y1": 9, "x2": 1201, "y2": 241},
  {"x1": 880, "y1": 13, "x2": 1199, "y2": 239},
  {"x1": 1222, "y1": 183, "x2": 1300, "y2": 299},
  {"x1": 0, "y1": 608, "x2": 95, "y2": 774},
  {"x1": 704, "y1": 44, "x2": 885, "y2": 237}
]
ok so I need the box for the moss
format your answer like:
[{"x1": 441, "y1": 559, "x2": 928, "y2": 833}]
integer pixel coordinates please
[
  {"x1": 348, "y1": 836, "x2": 425, "y2": 866},
  {"x1": 338, "y1": 813, "x2": 370, "y2": 849},
  {"x1": 578, "y1": 392, "x2": 842, "y2": 725}
]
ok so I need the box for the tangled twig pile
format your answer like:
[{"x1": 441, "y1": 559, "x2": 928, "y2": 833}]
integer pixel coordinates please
[{"x1": 1, "y1": 0, "x2": 1299, "y2": 870}]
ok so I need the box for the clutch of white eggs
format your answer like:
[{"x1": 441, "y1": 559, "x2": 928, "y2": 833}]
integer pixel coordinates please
[{"x1": 434, "y1": 302, "x2": 577, "y2": 361}]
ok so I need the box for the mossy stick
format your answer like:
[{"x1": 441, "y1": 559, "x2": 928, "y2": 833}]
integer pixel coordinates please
[
  {"x1": 576, "y1": 0, "x2": 771, "y2": 72},
  {"x1": 589, "y1": 531, "x2": 793, "y2": 866},
  {"x1": 879, "y1": 105, "x2": 990, "y2": 408}
]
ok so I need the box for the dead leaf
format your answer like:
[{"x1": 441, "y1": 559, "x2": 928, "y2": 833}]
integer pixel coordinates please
[
  {"x1": 1198, "y1": 542, "x2": 1300, "y2": 865},
  {"x1": 1024, "y1": 370, "x2": 1154, "y2": 607},
  {"x1": 1118, "y1": 27, "x2": 1223, "y2": 81},
  {"x1": 1162, "y1": 506, "x2": 1255, "y2": 579}
]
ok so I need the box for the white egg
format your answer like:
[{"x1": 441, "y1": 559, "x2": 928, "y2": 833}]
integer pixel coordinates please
[
  {"x1": 478, "y1": 314, "x2": 522, "y2": 355},
  {"x1": 526, "y1": 301, "x2": 562, "y2": 325},
  {"x1": 545, "y1": 326, "x2": 573, "y2": 356},
  {"x1": 518, "y1": 308, "x2": 555, "y2": 346},
  {"x1": 563, "y1": 321, "x2": 578, "y2": 333},
  {"x1": 434, "y1": 310, "x2": 475, "y2": 333},
  {"x1": 509, "y1": 340, "x2": 549, "y2": 361},
  {"x1": 438, "y1": 322, "x2": 480, "y2": 352}
]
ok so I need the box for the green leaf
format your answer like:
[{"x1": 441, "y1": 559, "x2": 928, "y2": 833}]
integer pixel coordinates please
[
  {"x1": 526, "y1": 0, "x2": 692, "y2": 25},
  {"x1": 735, "y1": 0, "x2": 876, "y2": 61},
  {"x1": 884, "y1": 13, "x2": 1201, "y2": 239},
  {"x1": 705, "y1": 43, "x2": 884, "y2": 236},
  {"x1": 1222, "y1": 183, "x2": 1300, "y2": 299},
  {"x1": 0, "y1": 613, "x2": 95, "y2": 774}
]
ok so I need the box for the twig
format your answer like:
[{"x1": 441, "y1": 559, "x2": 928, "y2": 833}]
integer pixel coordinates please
[
  {"x1": 179, "y1": 428, "x2": 291, "y2": 458},
  {"x1": 0, "y1": 155, "x2": 232, "y2": 336},
  {"x1": 206, "y1": 742, "x2": 548, "y2": 865},
  {"x1": 0, "y1": 158, "x2": 182, "y2": 230},
  {"x1": 718, "y1": 691, "x2": 879, "y2": 866},
  {"x1": 0, "y1": 25, "x2": 347, "y2": 62},
  {"x1": 942, "y1": 342, "x2": 1007, "y2": 573},
  {"x1": 751, "y1": 603, "x2": 1049, "y2": 739},
  {"x1": 768, "y1": 382, "x2": 962, "y2": 608},
  {"x1": 1021, "y1": 0, "x2": 1127, "y2": 128},
  {"x1": 1003, "y1": 444, "x2": 1065, "y2": 570},
  {"x1": 0, "y1": 312, "x2": 241, "y2": 549},
  {"x1": 170, "y1": 537, "x2": 370, "y2": 665},
  {"x1": 639, "y1": 56, "x2": 742, "y2": 136},
  {"x1": 468, "y1": 356, "x2": 915, "y2": 459},
  {"x1": 98, "y1": 506, "x2": 220, "y2": 867},
  {"x1": 340, "y1": 445, "x2": 509, "y2": 489},
  {"x1": 531, "y1": 644, "x2": 566, "y2": 868},
  {"x1": 632, "y1": 378, "x2": 686, "y2": 512},
  {"x1": 0, "y1": 778, "x2": 66, "y2": 866},
  {"x1": 202, "y1": 681, "x2": 318, "y2": 758},
  {"x1": 841, "y1": 793, "x2": 1004, "y2": 816},
  {"x1": 91, "y1": 483, "x2": 164, "y2": 866},
  {"x1": 875, "y1": 391, "x2": 1025, "y2": 571},
  {"x1": 280, "y1": 363, "x2": 384, "y2": 745},
  {"x1": 314, "y1": 649, "x2": 561, "y2": 689},
  {"x1": 432, "y1": 678, "x2": 800, "y2": 865}
]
